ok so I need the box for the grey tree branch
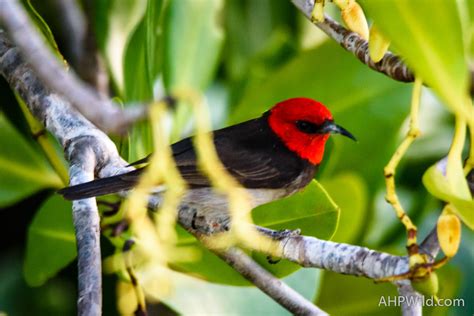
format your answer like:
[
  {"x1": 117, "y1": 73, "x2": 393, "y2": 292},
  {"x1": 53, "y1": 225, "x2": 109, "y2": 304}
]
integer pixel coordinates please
[
  {"x1": 1, "y1": 9, "x2": 455, "y2": 313},
  {"x1": 49, "y1": 0, "x2": 109, "y2": 94},
  {"x1": 0, "y1": 30, "x2": 329, "y2": 315},
  {"x1": 0, "y1": 31, "x2": 130, "y2": 316},
  {"x1": 291, "y1": 0, "x2": 474, "y2": 95},
  {"x1": 49, "y1": 0, "x2": 86, "y2": 69},
  {"x1": 218, "y1": 248, "x2": 328, "y2": 316},
  {"x1": 291, "y1": 0, "x2": 415, "y2": 82},
  {"x1": 68, "y1": 149, "x2": 102, "y2": 315},
  {"x1": 0, "y1": 0, "x2": 145, "y2": 134},
  {"x1": 76, "y1": 0, "x2": 110, "y2": 94}
]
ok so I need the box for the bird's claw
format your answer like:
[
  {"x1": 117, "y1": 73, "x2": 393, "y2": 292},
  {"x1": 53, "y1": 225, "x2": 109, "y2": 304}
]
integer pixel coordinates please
[
  {"x1": 266, "y1": 255, "x2": 281, "y2": 264},
  {"x1": 257, "y1": 227, "x2": 301, "y2": 240}
]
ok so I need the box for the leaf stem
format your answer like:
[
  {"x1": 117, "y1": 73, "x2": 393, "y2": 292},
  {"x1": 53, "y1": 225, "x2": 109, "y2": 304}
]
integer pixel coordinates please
[
  {"x1": 383, "y1": 77, "x2": 422, "y2": 258},
  {"x1": 448, "y1": 115, "x2": 466, "y2": 175},
  {"x1": 463, "y1": 102, "x2": 473, "y2": 175}
]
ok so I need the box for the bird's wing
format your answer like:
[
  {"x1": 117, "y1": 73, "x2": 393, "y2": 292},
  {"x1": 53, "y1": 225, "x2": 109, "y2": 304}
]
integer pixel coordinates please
[
  {"x1": 125, "y1": 121, "x2": 291, "y2": 188},
  {"x1": 170, "y1": 135, "x2": 284, "y2": 188},
  {"x1": 59, "y1": 118, "x2": 304, "y2": 200}
]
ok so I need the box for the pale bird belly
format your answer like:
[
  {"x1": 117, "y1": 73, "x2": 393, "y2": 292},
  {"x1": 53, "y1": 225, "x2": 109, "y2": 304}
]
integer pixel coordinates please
[{"x1": 176, "y1": 187, "x2": 288, "y2": 233}]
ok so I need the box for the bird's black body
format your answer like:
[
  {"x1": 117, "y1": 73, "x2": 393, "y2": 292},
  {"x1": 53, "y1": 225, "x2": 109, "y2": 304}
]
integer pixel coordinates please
[{"x1": 59, "y1": 114, "x2": 316, "y2": 200}]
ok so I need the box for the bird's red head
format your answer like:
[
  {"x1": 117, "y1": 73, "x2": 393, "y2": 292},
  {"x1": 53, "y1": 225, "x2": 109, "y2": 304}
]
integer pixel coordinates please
[{"x1": 268, "y1": 97, "x2": 355, "y2": 165}]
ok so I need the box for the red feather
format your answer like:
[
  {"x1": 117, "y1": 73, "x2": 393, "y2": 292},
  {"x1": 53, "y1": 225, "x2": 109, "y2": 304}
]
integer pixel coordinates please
[{"x1": 268, "y1": 98, "x2": 333, "y2": 165}]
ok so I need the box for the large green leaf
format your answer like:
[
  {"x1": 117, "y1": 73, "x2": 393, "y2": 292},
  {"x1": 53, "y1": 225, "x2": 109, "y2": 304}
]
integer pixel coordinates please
[
  {"x1": 123, "y1": 0, "x2": 165, "y2": 161},
  {"x1": 231, "y1": 40, "x2": 411, "y2": 189},
  {"x1": 316, "y1": 265, "x2": 461, "y2": 315},
  {"x1": 25, "y1": 0, "x2": 64, "y2": 61},
  {"x1": 162, "y1": 0, "x2": 225, "y2": 139},
  {"x1": 0, "y1": 114, "x2": 62, "y2": 207},
  {"x1": 163, "y1": 268, "x2": 320, "y2": 315},
  {"x1": 321, "y1": 172, "x2": 368, "y2": 243},
  {"x1": 252, "y1": 180, "x2": 339, "y2": 239},
  {"x1": 23, "y1": 195, "x2": 76, "y2": 287},
  {"x1": 123, "y1": 0, "x2": 164, "y2": 102},
  {"x1": 223, "y1": 0, "x2": 298, "y2": 106},
  {"x1": 316, "y1": 271, "x2": 398, "y2": 315},
  {"x1": 173, "y1": 180, "x2": 339, "y2": 285},
  {"x1": 251, "y1": 180, "x2": 339, "y2": 278},
  {"x1": 102, "y1": 0, "x2": 147, "y2": 91},
  {"x1": 360, "y1": 0, "x2": 470, "y2": 116},
  {"x1": 423, "y1": 162, "x2": 474, "y2": 229},
  {"x1": 163, "y1": 0, "x2": 224, "y2": 91}
]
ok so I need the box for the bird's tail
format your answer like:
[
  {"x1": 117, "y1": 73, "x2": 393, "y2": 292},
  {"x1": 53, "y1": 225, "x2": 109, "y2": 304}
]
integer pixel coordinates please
[{"x1": 58, "y1": 173, "x2": 138, "y2": 200}]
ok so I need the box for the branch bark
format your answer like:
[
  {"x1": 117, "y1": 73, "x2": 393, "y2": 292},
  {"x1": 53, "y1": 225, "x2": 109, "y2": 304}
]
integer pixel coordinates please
[
  {"x1": 0, "y1": 0, "x2": 145, "y2": 133},
  {"x1": 291, "y1": 0, "x2": 474, "y2": 95},
  {"x1": 218, "y1": 248, "x2": 328, "y2": 315},
  {"x1": 0, "y1": 30, "x2": 329, "y2": 315},
  {"x1": 0, "y1": 31, "x2": 129, "y2": 316},
  {"x1": 0, "y1": 10, "x2": 455, "y2": 315}
]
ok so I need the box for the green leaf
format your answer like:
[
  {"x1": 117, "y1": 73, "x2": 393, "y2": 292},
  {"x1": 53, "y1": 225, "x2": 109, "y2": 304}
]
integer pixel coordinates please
[
  {"x1": 24, "y1": 195, "x2": 76, "y2": 287},
  {"x1": 144, "y1": 0, "x2": 164, "y2": 86},
  {"x1": 252, "y1": 180, "x2": 339, "y2": 239},
  {"x1": 0, "y1": 115, "x2": 62, "y2": 207},
  {"x1": 123, "y1": 0, "x2": 165, "y2": 161},
  {"x1": 231, "y1": 40, "x2": 411, "y2": 188},
  {"x1": 223, "y1": 0, "x2": 297, "y2": 84},
  {"x1": 423, "y1": 161, "x2": 474, "y2": 229},
  {"x1": 164, "y1": 268, "x2": 320, "y2": 315},
  {"x1": 321, "y1": 172, "x2": 368, "y2": 243},
  {"x1": 173, "y1": 180, "x2": 340, "y2": 285},
  {"x1": 123, "y1": 0, "x2": 164, "y2": 102},
  {"x1": 317, "y1": 265, "x2": 461, "y2": 316},
  {"x1": 102, "y1": 0, "x2": 147, "y2": 91},
  {"x1": 360, "y1": 0, "x2": 470, "y2": 116},
  {"x1": 163, "y1": 0, "x2": 224, "y2": 91},
  {"x1": 162, "y1": 0, "x2": 225, "y2": 140},
  {"x1": 25, "y1": 0, "x2": 64, "y2": 61},
  {"x1": 251, "y1": 180, "x2": 340, "y2": 278},
  {"x1": 174, "y1": 235, "x2": 248, "y2": 285},
  {"x1": 316, "y1": 271, "x2": 398, "y2": 315},
  {"x1": 123, "y1": 21, "x2": 153, "y2": 102}
]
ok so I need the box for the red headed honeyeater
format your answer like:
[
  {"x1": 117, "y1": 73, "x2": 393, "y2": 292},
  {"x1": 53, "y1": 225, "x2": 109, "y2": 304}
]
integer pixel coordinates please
[{"x1": 59, "y1": 98, "x2": 355, "y2": 233}]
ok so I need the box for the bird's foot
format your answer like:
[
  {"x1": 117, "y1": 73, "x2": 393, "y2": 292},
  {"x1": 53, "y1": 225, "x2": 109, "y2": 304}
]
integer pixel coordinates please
[
  {"x1": 257, "y1": 227, "x2": 301, "y2": 240},
  {"x1": 266, "y1": 255, "x2": 281, "y2": 264},
  {"x1": 98, "y1": 199, "x2": 122, "y2": 217}
]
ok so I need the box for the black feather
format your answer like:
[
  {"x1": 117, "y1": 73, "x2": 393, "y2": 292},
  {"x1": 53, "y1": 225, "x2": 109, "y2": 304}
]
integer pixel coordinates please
[{"x1": 58, "y1": 114, "x2": 315, "y2": 200}]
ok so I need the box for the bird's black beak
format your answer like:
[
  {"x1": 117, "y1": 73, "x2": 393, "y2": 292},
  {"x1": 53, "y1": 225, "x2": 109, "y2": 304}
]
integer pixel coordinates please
[{"x1": 320, "y1": 120, "x2": 357, "y2": 141}]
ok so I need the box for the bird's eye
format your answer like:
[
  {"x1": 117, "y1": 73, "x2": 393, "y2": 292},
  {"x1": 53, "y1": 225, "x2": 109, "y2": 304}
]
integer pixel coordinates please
[{"x1": 295, "y1": 120, "x2": 319, "y2": 134}]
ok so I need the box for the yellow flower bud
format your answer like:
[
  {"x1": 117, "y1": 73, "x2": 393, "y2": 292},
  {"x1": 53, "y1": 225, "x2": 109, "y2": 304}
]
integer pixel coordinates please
[
  {"x1": 369, "y1": 24, "x2": 390, "y2": 63},
  {"x1": 437, "y1": 212, "x2": 461, "y2": 257},
  {"x1": 341, "y1": 2, "x2": 369, "y2": 40}
]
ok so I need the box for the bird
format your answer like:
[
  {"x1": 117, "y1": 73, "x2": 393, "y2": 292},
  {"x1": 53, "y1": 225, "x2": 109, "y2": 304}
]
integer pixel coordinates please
[{"x1": 59, "y1": 97, "x2": 355, "y2": 234}]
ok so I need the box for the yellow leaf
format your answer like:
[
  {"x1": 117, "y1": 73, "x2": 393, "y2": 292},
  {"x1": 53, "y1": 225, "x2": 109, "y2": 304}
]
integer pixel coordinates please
[
  {"x1": 341, "y1": 2, "x2": 369, "y2": 40},
  {"x1": 369, "y1": 24, "x2": 390, "y2": 62},
  {"x1": 437, "y1": 212, "x2": 461, "y2": 257}
]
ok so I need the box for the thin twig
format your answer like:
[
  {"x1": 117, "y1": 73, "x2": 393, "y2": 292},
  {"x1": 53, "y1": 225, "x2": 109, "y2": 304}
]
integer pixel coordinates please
[
  {"x1": 49, "y1": 0, "x2": 109, "y2": 94},
  {"x1": 217, "y1": 248, "x2": 328, "y2": 316},
  {"x1": 292, "y1": 0, "x2": 414, "y2": 80},
  {"x1": 50, "y1": 0, "x2": 86, "y2": 68},
  {"x1": 76, "y1": 0, "x2": 109, "y2": 94},
  {"x1": 291, "y1": 0, "x2": 474, "y2": 95},
  {"x1": 0, "y1": 0, "x2": 145, "y2": 133}
]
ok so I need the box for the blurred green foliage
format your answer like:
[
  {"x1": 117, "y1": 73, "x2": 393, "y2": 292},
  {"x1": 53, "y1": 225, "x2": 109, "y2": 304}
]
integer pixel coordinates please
[{"x1": 0, "y1": 0, "x2": 473, "y2": 315}]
